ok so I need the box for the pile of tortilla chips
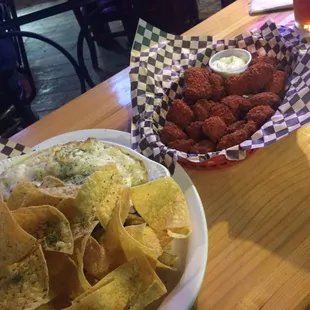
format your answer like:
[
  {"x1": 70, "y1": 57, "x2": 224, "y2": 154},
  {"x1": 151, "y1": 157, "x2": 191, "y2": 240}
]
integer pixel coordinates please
[{"x1": 0, "y1": 163, "x2": 191, "y2": 309}]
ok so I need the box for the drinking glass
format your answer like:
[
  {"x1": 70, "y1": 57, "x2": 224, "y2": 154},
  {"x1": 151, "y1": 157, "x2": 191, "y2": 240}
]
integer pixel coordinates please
[{"x1": 293, "y1": 0, "x2": 310, "y2": 32}]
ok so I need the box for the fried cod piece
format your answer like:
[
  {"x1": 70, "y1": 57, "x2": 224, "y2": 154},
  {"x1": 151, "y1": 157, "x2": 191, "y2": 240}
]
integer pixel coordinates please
[
  {"x1": 266, "y1": 70, "x2": 287, "y2": 97},
  {"x1": 225, "y1": 63, "x2": 274, "y2": 95},
  {"x1": 249, "y1": 92, "x2": 281, "y2": 110},
  {"x1": 166, "y1": 99, "x2": 194, "y2": 129},
  {"x1": 202, "y1": 116, "x2": 227, "y2": 143},
  {"x1": 246, "y1": 105, "x2": 275, "y2": 127},
  {"x1": 183, "y1": 67, "x2": 212, "y2": 100},
  {"x1": 160, "y1": 122, "x2": 187, "y2": 145},
  {"x1": 190, "y1": 140, "x2": 215, "y2": 154}
]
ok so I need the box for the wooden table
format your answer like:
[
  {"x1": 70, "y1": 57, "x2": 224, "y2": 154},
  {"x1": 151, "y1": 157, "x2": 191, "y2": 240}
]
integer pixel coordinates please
[{"x1": 11, "y1": 1, "x2": 310, "y2": 309}]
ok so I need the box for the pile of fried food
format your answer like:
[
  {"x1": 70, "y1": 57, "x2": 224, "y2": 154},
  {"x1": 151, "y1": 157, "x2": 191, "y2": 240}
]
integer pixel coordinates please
[
  {"x1": 160, "y1": 55, "x2": 287, "y2": 153},
  {"x1": 0, "y1": 164, "x2": 191, "y2": 310}
]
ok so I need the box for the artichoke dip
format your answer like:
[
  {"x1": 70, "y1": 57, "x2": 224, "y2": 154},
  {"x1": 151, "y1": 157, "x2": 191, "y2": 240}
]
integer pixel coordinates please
[{"x1": 0, "y1": 138, "x2": 148, "y2": 198}]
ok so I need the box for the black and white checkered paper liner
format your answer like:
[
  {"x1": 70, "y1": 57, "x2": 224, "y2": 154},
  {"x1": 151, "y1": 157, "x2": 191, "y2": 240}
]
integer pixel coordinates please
[
  {"x1": 0, "y1": 138, "x2": 31, "y2": 161},
  {"x1": 130, "y1": 19, "x2": 309, "y2": 173}
]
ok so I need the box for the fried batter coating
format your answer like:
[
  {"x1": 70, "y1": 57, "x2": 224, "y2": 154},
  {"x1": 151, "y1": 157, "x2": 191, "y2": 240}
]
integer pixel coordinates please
[
  {"x1": 160, "y1": 122, "x2": 187, "y2": 145},
  {"x1": 226, "y1": 121, "x2": 246, "y2": 134},
  {"x1": 250, "y1": 55, "x2": 277, "y2": 68},
  {"x1": 249, "y1": 92, "x2": 281, "y2": 110},
  {"x1": 192, "y1": 99, "x2": 216, "y2": 121},
  {"x1": 246, "y1": 105, "x2": 274, "y2": 127},
  {"x1": 243, "y1": 120, "x2": 257, "y2": 138},
  {"x1": 167, "y1": 99, "x2": 194, "y2": 128},
  {"x1": 217, "y1": 129, "x2": 248, "y2": 151},
  {"x1": 209, "y1": 73, "x2": 226, "y2": 101},
  {"x1": 202, "y1": 116, "x2": 227, "y2": 143},
  {"x1": 190, "y1": 140, "x2": 215, "y2": 154},
  {"x1": 210, "y1": 103, "x2": 236, "y2": 125},
  {"x1": 221, "y1": 95, "x2": 252, "y2": 119},
  {"x1": 186, "y1": 121, "x2": 204, "y2": 141},
  {"x1": 266, "y1": 70, "x2": 287, "y2": 97},
  {"x1": 168, "y1": 139, "x2": 195, "y2": 152},
  {"x1": 225, "y1": 63, "x2": 274, "y2": 95},
  {"x1": 183, "y1": 67, "x2": 212, "y2": 100}
]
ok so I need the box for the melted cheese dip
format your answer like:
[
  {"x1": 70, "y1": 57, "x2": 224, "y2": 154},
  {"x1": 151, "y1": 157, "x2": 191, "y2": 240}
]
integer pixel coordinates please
[{"x1": 0, "y1": 139, "x2": 148, "y2": 198}]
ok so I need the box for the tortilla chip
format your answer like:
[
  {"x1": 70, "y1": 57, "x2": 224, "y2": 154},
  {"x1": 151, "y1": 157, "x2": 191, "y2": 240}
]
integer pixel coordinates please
[
  {"x1": 40, "y1": 186, "x2": 80, "y2": 198},
  {"x1": 61, "y1": 164, "x2": 125, "y2": 240},
  {"x1": 12, "y1": 205, "x2": 73, "y2": 254},
  {"x1": 167, "y1": 226, "x2": 191, "y2": 239},
  {"x1": 126, "y1": 225, "x2": 163, "y2": 260},
  {"x1": 75, "y1": 163, "x2": 126, "y2": 230},
  {"x1": 90, "y1": 223, "x2": 105, "y2": 242},
  {"x1": 35, "y1": 295, "x2": 71, "y2": 310},
  {"x1": 56, "y1": 197, "x2": 76, "y2": 221},
  {"x1": 125, "y1": 223, "x2": 146, "y2": 243},
  {"x1": 35, "y1": 303, "x2": 56, "y2": 310},
  {"x1": 55, "y1": 198, "x2": 97, "y2": 240},
  {"x1": 40, "y1": 176, "x2": 65, "y2": 188},
  {"x1": 69, "y1": 234, "x2": 93, "y2": 297},
  {"x1": 7, "y1": 182, "x2": 62, "y2": 210},
  {"x1": 156, "y1": 251, "x2": 178, "y2": 270},
  {"x1": 53, "y1": 183, "x2": 99, "y2": 240},
  {"x1": 130, "y1": 177, "x2": 191, "y2": 238},
  {"x1": 143, "y1": 226, "x2": 163, "y2": 258},
  {"x1": 0, "y1": 245, "x2": 49, "y2": 309},
  {"x1": 0, "y1": 196, "x2": 37, "y2": 267},
  {"x1": 125, "y1": 213, "x2": 145, "y2": 226},
  {"x1": 101, "y1": 188, "x2": 158, "y2": 270},
  {"x1": 154, "y1": 229, "x2": 173, "y2": 250},
  {"x1": 83, "y1": 236, "x2": 109, "y2": 283},
  {"x1": 44, "y1": 251, "x2": 89, "y2": 300},
  {"x1": 69, "y1": 256, "x2": 166, "y2": 309}
]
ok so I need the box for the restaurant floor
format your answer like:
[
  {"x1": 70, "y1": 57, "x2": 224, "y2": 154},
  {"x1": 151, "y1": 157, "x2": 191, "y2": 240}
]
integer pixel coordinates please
[{"x1": 17, "y1": 0, "x2": 221, "y2": 119}]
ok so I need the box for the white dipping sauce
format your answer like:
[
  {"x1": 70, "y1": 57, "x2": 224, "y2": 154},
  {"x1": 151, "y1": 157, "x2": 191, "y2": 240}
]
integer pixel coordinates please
[{"x1": 212, "y1": 56, "x2": 246, "y2": 72}]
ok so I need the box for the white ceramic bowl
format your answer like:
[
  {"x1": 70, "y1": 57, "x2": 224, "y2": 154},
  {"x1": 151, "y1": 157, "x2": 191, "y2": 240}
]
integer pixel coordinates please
[
  {"x1": 0, "y1": 129, "x2": 208, "y2": 310},
  {"x1": 209, "y1": 48, "x2": 252, "y2": 79}
]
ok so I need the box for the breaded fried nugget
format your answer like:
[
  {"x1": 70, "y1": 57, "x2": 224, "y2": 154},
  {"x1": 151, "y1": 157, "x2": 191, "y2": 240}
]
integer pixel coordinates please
[
  {"x1": 249, "y1": 92, "x2": 281, "y2": 110},
  {"x1": 168, "y1": 139, "x2": 195, "y2": 152},
  {"x1": 267, "y1": 70, "x2": 287, "y2": 97},
  {"x1": 209, "y1": 73, "x2": 225, "y2": 101},
  {"x1": 243, "y1": 120, "x2": 257, "y2": 138},
  {"x1": 239, "y1": 98, "x2": 254, "y2": 113},
  {"x1": 167, "y1": 99, "x2": 194, "y2": 128},
  {"x1": 217, "y1": 129, "x2": 248, "y2": 151},
  {"x1": 202, "y1": 116, "x2": 227, "y2": 143},
  {"x1": 250, "y1": 55, "x2": 277, "y2": 68},
  {"x1": 183, "y1": 67, "x2": 212, "y2": 100},
  {"x1": 225, "y1": 63, "x2": 274, "y2": 95},
  {"x1": 221, "y1": 95, "x2": 252, "y2": 118},
  {"x1": 192, "y1": 99, "x2": 215, "y2": 121},
  {"x1": 190, "y1": 140, "x2": 215, "y2": 154},
  {"x1": 210, "y1": 103, "x2": 236, "y2": 125},
  {"x1": 160, "y1": 122, "x2": 187, "y2": 145},
  {"x1": 186, "y1": 121, "x2": 204, "y2": 141},
  {"x1": 226, "y1": 121, "x2": 246, "y2": 134},
  {"x1": 246, "y1": 105, "x2": 274, "y2": 127}
]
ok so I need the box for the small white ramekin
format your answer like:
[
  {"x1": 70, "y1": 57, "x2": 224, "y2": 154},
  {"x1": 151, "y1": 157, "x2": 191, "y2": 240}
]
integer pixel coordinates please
[{"x1": 209, "y1": 48, "x2": 252, "y2": 79}]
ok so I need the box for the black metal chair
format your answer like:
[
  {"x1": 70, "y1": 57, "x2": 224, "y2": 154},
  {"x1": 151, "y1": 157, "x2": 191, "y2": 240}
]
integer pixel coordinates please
[
  {"x1": 0, "y1": 30, "x2": 87, "y2": 138},
  {"x1": 0, "y1": 1, "x2": 97, "y2": 137},
  {"x1": 0, "y1": 1, "x2": 36, "y2": 103}
]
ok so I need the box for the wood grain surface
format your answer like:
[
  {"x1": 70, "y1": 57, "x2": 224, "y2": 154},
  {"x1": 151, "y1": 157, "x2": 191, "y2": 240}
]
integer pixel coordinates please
[{"x1": 11, "y1": 1, "x2": 310, "y2": 309}]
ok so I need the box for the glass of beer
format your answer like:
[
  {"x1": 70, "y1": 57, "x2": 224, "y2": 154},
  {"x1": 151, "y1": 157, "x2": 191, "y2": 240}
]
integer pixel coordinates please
[{"x1": 293, "y1": 0, "x2": 310, "y2": 32}]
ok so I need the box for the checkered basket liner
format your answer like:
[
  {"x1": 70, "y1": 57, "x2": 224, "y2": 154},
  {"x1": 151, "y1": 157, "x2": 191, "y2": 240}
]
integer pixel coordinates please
[
  {"x1": 0, "y1": 138, "x2": 32, "y2": 161},
  {"x1": 130, "y1": 19, "x2": 309, "y2": 173}
]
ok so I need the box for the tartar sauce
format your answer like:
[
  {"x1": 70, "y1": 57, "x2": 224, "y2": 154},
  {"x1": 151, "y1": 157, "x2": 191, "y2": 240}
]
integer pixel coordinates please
[{"x1": 212, "y1": 56, "x2": 245, "y2": 71}]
